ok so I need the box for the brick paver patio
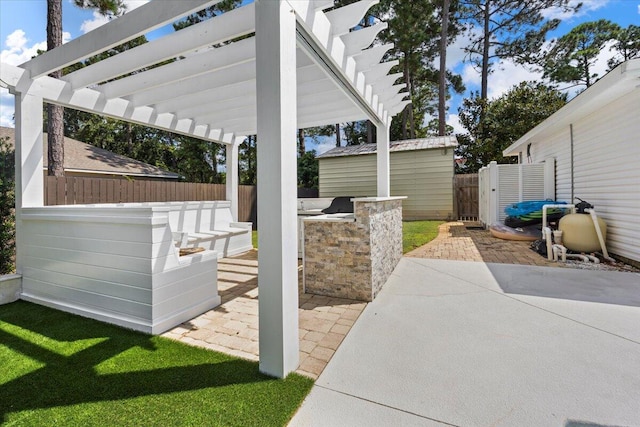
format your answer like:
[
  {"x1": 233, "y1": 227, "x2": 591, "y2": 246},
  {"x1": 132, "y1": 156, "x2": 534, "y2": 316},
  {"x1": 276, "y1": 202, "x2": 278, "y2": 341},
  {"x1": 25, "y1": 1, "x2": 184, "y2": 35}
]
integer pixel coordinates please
[
  {"x1": 406, "y1": 221, "x2": 558, "y2": 266},
  {"x1": 163, "y1": 250, "x2": 366, "y2": 379}
]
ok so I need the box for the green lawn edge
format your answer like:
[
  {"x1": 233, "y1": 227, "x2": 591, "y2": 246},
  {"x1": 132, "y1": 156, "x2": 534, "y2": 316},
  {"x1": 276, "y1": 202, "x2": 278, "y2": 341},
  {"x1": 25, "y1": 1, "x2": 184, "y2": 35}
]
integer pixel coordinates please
[
  {"x1": 402, "y1": 220, "x2": 444, "y2": 253},
  {"x1": 0, "y1": 301, "x2": 313, "y2": 427}
]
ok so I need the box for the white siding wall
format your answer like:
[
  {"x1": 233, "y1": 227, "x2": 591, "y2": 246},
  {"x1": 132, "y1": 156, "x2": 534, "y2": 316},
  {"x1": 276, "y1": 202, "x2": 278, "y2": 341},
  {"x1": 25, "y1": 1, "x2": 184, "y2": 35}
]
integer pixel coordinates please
[
  {"x1": 526, "y1": 91, "x2": 640, "y2": 262},
  {"x1": 529, "y1": 127, "x2": 572, "y2": 202},
  {"x1": 20, "y1": 205, "x2": 220, "y2": 333},
  {"x1": 319, "y1": 149, "x2": 454, "y2": 220}
]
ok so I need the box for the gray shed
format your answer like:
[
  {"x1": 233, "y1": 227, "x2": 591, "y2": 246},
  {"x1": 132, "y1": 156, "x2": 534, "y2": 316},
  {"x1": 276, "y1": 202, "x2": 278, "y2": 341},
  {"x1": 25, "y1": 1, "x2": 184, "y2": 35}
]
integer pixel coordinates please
[{"x1": 318, "y1": 136, "x2": 458, "y2": 220}]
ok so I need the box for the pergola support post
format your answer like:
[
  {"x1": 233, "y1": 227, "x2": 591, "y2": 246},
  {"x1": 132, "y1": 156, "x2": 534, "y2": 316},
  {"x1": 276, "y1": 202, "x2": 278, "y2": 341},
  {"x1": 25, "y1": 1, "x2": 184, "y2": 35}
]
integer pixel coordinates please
[
  {"x1": 255, "y1": 0, "x2": 299, "y2": 378},
  {"x1": 225, "y1": 139, "x2": 240, "y2": 221},
  {"x1": 376, "y1": 122, "x2": 391, "y2": 197},
  {"x1": 14, "y1": 92, "x2": 44, "y2": 276}
]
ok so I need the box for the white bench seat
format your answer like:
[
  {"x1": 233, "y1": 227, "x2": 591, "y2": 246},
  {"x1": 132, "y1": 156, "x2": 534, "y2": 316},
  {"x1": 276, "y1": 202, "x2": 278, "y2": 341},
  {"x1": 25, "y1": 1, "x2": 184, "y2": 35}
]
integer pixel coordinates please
[{"x1": 167, "y1": 201, "x2": 253, "y2": 258}]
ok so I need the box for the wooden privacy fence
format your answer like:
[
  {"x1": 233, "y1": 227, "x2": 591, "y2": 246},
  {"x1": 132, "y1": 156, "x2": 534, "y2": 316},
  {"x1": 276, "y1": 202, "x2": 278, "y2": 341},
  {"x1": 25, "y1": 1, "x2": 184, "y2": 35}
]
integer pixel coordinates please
[
  {"x1": 44, "y1": 176, "x2": 257, "y2": 225},
  {"x1": 453, "y1": 173, "x2": 479, "y2": 221}
]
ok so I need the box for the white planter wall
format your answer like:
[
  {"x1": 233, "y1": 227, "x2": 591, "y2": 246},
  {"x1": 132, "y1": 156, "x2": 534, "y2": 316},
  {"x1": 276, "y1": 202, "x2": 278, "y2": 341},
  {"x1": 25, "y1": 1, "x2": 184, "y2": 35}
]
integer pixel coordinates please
[{"x1": 19, "y1": 204, "x2": 220, "y2": 334}]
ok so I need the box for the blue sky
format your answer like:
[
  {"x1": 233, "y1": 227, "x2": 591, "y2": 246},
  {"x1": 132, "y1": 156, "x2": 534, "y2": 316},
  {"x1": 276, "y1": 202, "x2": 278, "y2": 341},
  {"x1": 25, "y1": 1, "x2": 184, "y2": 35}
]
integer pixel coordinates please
[{"x1": 1, "y1": 0, "x2": 638, "y2": 154}]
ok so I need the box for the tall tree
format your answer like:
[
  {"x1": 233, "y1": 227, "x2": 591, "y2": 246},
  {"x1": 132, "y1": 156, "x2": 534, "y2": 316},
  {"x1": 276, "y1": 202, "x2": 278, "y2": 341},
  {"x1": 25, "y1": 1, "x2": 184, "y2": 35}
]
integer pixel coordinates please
[
  {"x1": 608, "y1": 24, "x2": 640, "y2": 70},
  {"x1": 378, "y1": 0, "x2": 441, "y2": 139},
  {"x1": 46, "y1": 0, "x2": 124, "y2": 176},
  {"x1": 0, "y1": 137, "x2": 15, "y2": 274},
  {"x1": 542, "y1": 19, "x2": 620, "y2": 89},
  {"x1": 456, "y1": 82, "x2": 566, "y2": 172},
  {"x1": 438, "y1": 0, "x2": 452, "y2": 136},
  {"x1": 459, "y1": 0, "x2": 578, "y2": 102},
  {"x1": 372, "y1": 0, "x2": 464, "y2": 141},
  {"x1": 297, "y1": 151, "x2": 319, "y2": 189},
  {"x1": 46, "y1": 0, "x2": 64, "y2": 176},
  {"x1": 239, "y1": 135, "x2": 257, "y2": 185}
]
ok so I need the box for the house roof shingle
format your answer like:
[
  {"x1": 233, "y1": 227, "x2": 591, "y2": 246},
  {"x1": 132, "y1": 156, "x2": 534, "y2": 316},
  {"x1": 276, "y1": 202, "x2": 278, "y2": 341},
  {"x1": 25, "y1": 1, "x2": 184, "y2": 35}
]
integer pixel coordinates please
[
  {"x1": 317, "y1": 136, "x2": 458, "y2": 159},
  {"x1": 0, "y1": 126, "x2": 180, "y2": 179}
]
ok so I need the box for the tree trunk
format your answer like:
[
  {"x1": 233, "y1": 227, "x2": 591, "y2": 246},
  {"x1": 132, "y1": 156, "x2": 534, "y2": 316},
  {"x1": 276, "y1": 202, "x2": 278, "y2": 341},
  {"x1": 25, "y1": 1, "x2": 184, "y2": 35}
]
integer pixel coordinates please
[
  {"x1": 582, "y1": 56, "x2": 591, "y2": 87},
  {"x1": 403, "y1": 54, "x2": 415, "y2": 139},
  {"x1": 366, "y1": 120, "x2": 374, "y2": 143},
  {"x1": 438, "y1": 0, "x2": 450, "y2": 136},
  {"x1": 401, "y1": 107, "x2": 408, "y2": 140},
  {"x1": 480, "y1": 0, "x2": 490, "y2": 101},
  {"x1": 335, "y1": 123, "x2": 340, "y2": 147},
  {"x1": 298, "y1": 128, "x2": 305, "y2": 157},
  {"x1": 47, "y1": 0, "x2": 64, "y2": 176}
]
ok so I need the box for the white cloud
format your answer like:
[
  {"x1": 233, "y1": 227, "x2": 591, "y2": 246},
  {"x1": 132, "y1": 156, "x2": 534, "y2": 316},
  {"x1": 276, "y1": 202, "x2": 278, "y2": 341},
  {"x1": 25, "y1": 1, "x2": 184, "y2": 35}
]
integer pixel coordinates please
[
  {"x1": 447, "y1": 113, "x2": 466, "y2": 136},
  {"x1": 306, "y1": 136, "x2": 337, "y2": 155},
  {"x1": 488, "y1": 60, "x2": 543, "y2": 99},
  {"x1": 542, "y1": 0, "x2": 609, "y2": 20},
  {"x1": 1, "y1": 28, "x2": 71, "y2": 127},
  {"x1": 432, "y1": 27, "x2": 482, "y2": 71},
  {"x1": 80, "y1": 0, "x2": 149, "y2": 34},
  {"x1": 1, "y1": 89, "x2": 15, "y2": 127},
  {"x1": 80, "y1": 12, "x2": 110, "y2": 34},
  {"x1": 1, "y1": 29, "x2": 47, "y2": 66},
  {"x1": 638, "y1": 3, "x2": 640, "y2": 14},
  {"x1": 461, "y1": 63, "x2": 481, "y2": 88}
]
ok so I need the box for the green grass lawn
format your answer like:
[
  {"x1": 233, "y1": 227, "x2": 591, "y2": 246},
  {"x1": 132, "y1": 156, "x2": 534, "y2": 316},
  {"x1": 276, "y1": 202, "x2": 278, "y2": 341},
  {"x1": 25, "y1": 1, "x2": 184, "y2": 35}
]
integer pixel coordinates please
[
  {"x1": 402, "y1": 220, "x2": 444, "y2": 253},
  {"x1": 0, "y1": 301, "x2": 313, "y2": 426},
  {"x1": 253, "y1": 221, "x2": 443, "y2": 254}
]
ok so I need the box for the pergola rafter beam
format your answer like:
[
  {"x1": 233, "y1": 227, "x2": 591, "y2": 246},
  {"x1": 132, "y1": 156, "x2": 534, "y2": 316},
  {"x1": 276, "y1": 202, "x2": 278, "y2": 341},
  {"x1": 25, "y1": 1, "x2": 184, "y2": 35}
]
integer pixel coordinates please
[
  {"x1": 127, "y1": 57, "x2": 324, "y2": 109},
  {"x1": 153, "y1": 80, "x2": 256, "y2": 115},
  {"x1": 353, "y1": 43, "x2": 393, "y2": 72},
  {"x1": 183, "y1": 86, "x2": 347, "y2": 121},
  {"x1": 339, "y1": 22, "x2": 387, "y2": 57},
  {"x1": 3, "y1": 63, "x2": 232, "y2": 144},
  {"x1": 128, "y1": 60, "x2": 257, "y2": 107},
  {"x1": 22, "y1": 0, "x2": 223, "y2": 79},
  {"x1": 101, "y1": 37, "x2": 256, "y2": 99},
  {"x1": 324, "y1": 0, "x2": 378, "y2": 36},
  {"x1": 63, "y1": 3, "x2": 256, "y2": 90}
]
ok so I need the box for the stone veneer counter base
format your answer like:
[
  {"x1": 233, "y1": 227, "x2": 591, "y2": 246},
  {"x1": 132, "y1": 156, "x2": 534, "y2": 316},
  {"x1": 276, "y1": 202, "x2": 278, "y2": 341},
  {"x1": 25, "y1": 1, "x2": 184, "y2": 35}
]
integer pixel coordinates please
[{"x1": 303, "y1": 197, "x2": 405, "y2": 302}]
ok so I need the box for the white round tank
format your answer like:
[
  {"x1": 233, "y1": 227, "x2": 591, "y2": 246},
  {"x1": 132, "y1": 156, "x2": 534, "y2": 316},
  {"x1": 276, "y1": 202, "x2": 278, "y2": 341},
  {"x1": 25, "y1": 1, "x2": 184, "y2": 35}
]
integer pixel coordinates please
[{"x1": 558, "y1": 213, "x2": 606, "y2": 253}]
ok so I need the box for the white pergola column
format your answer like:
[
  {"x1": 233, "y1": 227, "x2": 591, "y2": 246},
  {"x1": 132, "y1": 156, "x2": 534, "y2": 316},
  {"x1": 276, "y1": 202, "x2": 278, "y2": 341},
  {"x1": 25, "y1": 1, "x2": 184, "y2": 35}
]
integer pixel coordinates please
[
  {"x1": 225, "y1": 139, "x2": 240, "y2": 221},
  {"x1": 376, "y1": 122, "x2": 391, "y2": 197},
  {"x1": 14, "y1": 92, "x2": 44, "y2": 275},
  {"x1": 255, "y1": 0, "x2": 299, "y2": 378}
]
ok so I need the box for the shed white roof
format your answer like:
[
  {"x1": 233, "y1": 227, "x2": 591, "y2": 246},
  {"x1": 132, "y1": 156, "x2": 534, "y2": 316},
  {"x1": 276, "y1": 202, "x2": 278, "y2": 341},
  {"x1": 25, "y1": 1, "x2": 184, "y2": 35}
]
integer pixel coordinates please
[
  {"x1": 1, "y1": 0, "x2": 409, "y2": 144},
  {"x1": 503, "y1": 59, "x2": 640, "y2": 156},
  {"x1": 318, "y1": 136, "x2": 458, "y2": 158}
]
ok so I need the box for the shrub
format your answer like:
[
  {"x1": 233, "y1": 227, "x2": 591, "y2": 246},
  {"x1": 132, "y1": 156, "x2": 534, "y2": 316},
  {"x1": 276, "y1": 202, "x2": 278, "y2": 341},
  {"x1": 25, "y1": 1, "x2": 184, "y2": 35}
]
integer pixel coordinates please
[{"x1": 0, "y1": 136, "x2": 15, "y2": 274}]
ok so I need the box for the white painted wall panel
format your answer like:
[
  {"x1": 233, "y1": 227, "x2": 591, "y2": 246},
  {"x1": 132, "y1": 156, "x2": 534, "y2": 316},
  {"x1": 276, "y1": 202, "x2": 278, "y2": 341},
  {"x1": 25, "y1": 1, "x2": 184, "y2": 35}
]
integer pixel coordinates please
[
  {"x1": 571, "y1": 91, "x2": 640, "y2": 262},
  {"x1": 523, "y1": 90, "x2": 640, "y2": 262},
  {"x1": 529, "y1": 127, "x2": 572, "y2": 203},
  {"x1": 20, "y1": 203, "x2": 221, "y2": 333},
  {"x1": 319, "y1": 149, "x2": 454, "y2": 220}
]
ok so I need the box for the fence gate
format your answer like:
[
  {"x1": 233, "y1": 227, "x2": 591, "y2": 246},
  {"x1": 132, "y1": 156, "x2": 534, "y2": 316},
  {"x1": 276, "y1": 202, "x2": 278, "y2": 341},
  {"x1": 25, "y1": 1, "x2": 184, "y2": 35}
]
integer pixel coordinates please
[{"x1": 454, "y1": 173, "x2": 478, "y2": 221}]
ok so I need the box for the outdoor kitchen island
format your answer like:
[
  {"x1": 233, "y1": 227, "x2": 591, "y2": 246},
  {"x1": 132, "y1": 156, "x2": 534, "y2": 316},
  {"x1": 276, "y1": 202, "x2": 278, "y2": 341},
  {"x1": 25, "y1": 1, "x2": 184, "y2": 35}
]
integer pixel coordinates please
[{"x1": 303, "y1": 197, "x2": 405, "y2": 302}]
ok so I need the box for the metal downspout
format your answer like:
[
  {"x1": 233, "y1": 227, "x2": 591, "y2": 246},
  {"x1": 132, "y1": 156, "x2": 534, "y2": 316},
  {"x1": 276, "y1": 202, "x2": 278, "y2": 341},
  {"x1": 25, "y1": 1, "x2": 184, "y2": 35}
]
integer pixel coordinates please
[{"x1": 570, "y1": 124, "x2": 574, "y2": 203}]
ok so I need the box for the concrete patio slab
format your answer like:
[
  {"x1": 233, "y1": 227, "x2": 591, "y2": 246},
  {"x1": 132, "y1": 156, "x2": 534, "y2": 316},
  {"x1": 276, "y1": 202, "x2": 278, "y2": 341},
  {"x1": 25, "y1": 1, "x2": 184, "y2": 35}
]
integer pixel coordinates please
[{"x1": 290, "y1": 258, "x2": 640, "y2": 426}]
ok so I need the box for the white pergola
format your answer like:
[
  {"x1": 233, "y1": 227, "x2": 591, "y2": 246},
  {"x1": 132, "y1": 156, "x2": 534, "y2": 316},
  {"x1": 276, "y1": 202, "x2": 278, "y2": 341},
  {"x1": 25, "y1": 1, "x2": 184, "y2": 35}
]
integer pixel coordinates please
[{"x1": 1, "y1": 0, "x2": 408, "y2": 377}]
